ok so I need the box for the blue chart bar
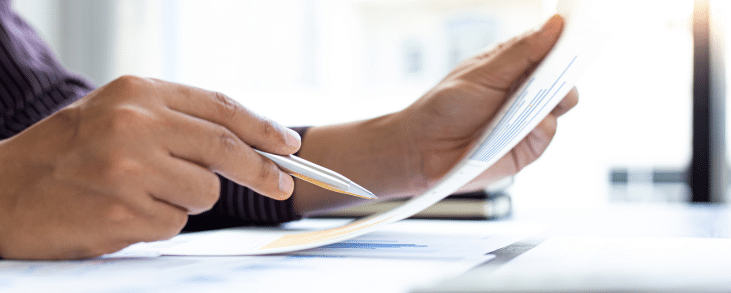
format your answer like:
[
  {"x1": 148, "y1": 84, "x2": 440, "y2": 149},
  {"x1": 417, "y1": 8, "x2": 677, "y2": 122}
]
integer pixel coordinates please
[
  {"x1": 323, "y1": 243, "x2": 428, "y2": 249},
  {"x1": 471, "y1": 55, "x2": 578, "y2": 163}
]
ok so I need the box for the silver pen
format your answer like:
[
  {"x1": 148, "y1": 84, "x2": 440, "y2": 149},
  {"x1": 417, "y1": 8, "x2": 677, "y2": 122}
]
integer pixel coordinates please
[{"x1": 254, "y1": 149, "x2": 377, "y2": 199}]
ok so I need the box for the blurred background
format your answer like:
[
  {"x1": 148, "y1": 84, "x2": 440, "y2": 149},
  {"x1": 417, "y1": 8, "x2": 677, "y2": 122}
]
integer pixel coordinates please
[{"x1": 12, "y1": 0, "x2": 729, "y2": 211}]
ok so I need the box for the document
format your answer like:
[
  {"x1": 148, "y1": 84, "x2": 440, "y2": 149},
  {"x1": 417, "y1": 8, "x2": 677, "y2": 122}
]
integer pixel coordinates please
[
  {"x1": 159, "y1": 219, "x2": 546, "y2": 259},
  {"x1": 0, "y1": 220, "x2": 545, "y2": 293},
  {"x1": 0, "y1": 253, "x2": 491, "y2": 293},
  {"x1": 165, "y1": 0, "x2": 607, "y2": 256}
]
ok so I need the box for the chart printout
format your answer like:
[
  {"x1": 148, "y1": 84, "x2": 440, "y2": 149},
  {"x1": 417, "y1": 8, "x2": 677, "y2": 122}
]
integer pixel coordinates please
[{"x1": 164, "y1": 0, "x2": 607, "y2": 256}]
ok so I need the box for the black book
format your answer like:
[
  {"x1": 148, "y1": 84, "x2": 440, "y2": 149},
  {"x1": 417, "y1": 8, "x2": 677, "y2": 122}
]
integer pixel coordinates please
[{"x1": 317, "y1": 184, "x2": 513, "y2": 220}]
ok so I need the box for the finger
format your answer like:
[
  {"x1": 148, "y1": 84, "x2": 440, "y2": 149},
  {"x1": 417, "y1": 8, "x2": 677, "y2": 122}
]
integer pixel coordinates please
[
  {"x1": 152, "y1": 79, "x2": 300, "y2": 155},
  {"x1": 458, "y1": 154, "x2": 517, "y2": 193},
  {"x1": 133, "y1": 198, "x2": 189, "y2": 243},
  {"x1": 146, "y1": 154, "x2": 221, "y2": 215},
  {"x1": 551, "y1": 87, "x2": 579, "y2": 117},
  {"x1": 92, "y1": 195, "x2": 187, "y2": 245},
  {"x1": 159, "y1": 110, "x2": 294, "y2": 200},
  {"x1": 458, "y1": 114, "x2": 558, "y2": 193},
  {"x1": 510, "y1": 114, "x2": 557, "y2": 171},
  {"x1": 461, "y1": 14, "x2": 564, "y2": 90}
]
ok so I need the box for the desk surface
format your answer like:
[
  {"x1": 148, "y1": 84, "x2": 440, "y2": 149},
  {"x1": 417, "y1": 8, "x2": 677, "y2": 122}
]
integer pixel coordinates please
[
  {"x1": 1, "y1": 203, "x2": 729, "y2": 293},
  {"x1": 419, "y1": 203, "x2": 731, "y2": 293}
]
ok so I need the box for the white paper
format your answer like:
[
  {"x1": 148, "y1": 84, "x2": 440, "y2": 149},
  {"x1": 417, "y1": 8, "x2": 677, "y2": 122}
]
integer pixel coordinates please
[
  {"x1": 157, "y1": 219, "x2": 545, "y2": 260},
  {"x1": 0, "y1": 219, "x2": 547, "y2": 293},
  {"x1": 0, "y1": 255, "x2": 492, "y2": 293},
  {"x1": 165, "y1": 0, "x2": 607, "y2": 256},
  {"x1": 286, "y1": 220, "x2": 547, "y2": 261}
]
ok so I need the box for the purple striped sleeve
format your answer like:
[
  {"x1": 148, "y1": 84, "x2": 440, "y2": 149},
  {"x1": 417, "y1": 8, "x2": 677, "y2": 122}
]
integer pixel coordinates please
[{"x1": 0, "y1": 0, "x2": 95, "y2": 138}]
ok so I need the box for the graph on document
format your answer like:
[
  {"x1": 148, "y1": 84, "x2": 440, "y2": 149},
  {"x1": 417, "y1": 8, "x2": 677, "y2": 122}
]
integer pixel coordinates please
[
  {"x1": 290, "y1": 232, "x2": 493, "y2": 259},
  {"x1": 470, "y1": 55, "x2": 578, "y2": 163},
  {"x1": 322, "y1": 241, "x2": 427, "y2": 249}
]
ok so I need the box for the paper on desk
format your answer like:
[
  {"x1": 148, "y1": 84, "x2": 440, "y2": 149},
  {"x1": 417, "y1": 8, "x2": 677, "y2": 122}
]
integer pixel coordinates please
[
  {"x1": 164, "y1": 0, "x2": 607, "y2": 256},
  {"x1": 0, "y1": 252, "x2": 492, "y2": 293},
  {"x1": 421, "y1": 237, "x2": 731, "y2": 293},
  {"x1": 288, "y1": 220, "x2": 544, "y2": 259},
  {"x1": 1, "y1": 220, "x2": 540, "y2": 293}
]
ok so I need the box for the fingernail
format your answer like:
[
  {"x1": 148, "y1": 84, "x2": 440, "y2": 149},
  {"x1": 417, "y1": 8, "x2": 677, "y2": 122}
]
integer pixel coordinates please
[
  {"x1": 285, "y1": 128, "x2": 301, "y2": 148},
  {"x1": 279, "y1": 172, "x2": 294, "y2": 194}
]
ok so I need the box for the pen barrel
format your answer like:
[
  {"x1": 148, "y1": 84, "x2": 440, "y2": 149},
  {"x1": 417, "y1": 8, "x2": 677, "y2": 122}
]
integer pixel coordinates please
[{"x1": 255, "y1": 150, "x2": 351, "y2": 191}]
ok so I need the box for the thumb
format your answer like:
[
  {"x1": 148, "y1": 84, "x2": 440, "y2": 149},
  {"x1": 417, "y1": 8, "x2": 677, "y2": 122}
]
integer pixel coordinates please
[{"x1": 463, "y1": 14, "x2": 564, "y2": 90}]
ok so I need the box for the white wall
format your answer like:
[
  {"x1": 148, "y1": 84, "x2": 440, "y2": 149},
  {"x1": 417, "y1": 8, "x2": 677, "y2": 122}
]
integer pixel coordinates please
[{"x1": 11, "y1": 0, "x2": 61, "y2": 54}]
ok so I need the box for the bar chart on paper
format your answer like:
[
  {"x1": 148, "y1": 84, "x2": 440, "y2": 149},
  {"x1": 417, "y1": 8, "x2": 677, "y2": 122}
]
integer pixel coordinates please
[
  {"x1": 471, "y1": 56, "x2": 578, "y2": 164},
  {"x1": 287, "y1": 230, "x2": 524, "y2": 260},
  {"x1": 297, "y1": 234, "x2": 461, "y2": 259}
]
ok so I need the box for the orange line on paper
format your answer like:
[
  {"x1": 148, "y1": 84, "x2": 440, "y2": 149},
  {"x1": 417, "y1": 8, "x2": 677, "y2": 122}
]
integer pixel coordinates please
[{"x1": 260, "y1": 217, "x2": 393, "y2": 249}]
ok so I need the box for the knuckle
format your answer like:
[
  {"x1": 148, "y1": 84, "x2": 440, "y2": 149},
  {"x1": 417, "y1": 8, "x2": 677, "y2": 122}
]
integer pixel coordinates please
[
  {"x1": 161, "y1": 212, "x2": 188, "y2": 240},
  {"x1": 203, "y1": 175, "x2": 221, "y2": 207},
  {"x1": 97, "y1": 155, "x2": 143, "y2": 188},
  {"x1": 260, "y1": 117, "x2": 276, "y2": 136},
  {"x1": 108, "y1": 154, "x2": 140, "y2": 176},
  {"x1": 107, "y1": 106, "x2": 155, "y2": 135},
  {"x1": 115, "y1": 74, "x2": 144, "y2": 85},
  {"x1": 51, "y1": 107, "x2": 81, "y2": 132},
  {"x1": 192, "y1": 175, "x2": 220, "y2": 214},
  {"x1": 145, "y1": 210, "x2": 188, "y2": 242},
  {"x1": 258, "y1": 160, "x2": 280, "y2": 184},
  {"x1": 171, "y1": 212, "x2": 188, "y2": 235},
  {"x1": 511, "y1": 124, "x2": 555, "y2": 173},
  {"x1": 110, "y1": 75, "x2": 149, "y2": 96},
  {"x1": 102, "y1": 203, "x2": 137, "y2": 225},
  {"x1": 510, "y1": 148, "x2": 530, "y2": 173},
  {"x1": 544, "y1": 119, "x2": 558, "y2": 138},
  {"x1": 261, "y1": 117, "x2": 288, "y2": 145},
  {"x1": 216, "y1": 126, "x2": 241, "y2": 154},
  {"x1": 214, "y1": 91, "x2": 241, "y2": 121},
  {"x1": 568, "y1": 88, "x2": 579, "y2": 107}
]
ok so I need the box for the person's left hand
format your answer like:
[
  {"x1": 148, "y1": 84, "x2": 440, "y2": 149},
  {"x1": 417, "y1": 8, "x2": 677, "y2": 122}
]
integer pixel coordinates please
[
  {"x1": 295, "y1": 15, "x2": 577, "y2": 214},
  {"x1": 393, "y1": 14, "x2": 577, "y2": 194}
]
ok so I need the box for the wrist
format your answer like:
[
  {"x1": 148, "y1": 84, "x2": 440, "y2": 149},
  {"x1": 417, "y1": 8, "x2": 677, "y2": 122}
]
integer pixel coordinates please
[
  {"x1": 387, "y1": 109, "x2": 430, "y2": 196},
  {"x1": 293, "y1": 112, "x2": 420, "y2": 215}
]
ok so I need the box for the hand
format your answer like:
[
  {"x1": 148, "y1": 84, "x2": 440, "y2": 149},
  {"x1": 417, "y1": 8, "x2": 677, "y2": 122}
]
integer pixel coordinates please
[
  {"x1": 0, "y1": 76, "x2": 301, "y2": 259},
  {"x1": 295, "y1": 15, "x2": 577, "y2": 214},
  {"x1": 397, "y1": 14, "x2": 578, "y2": 192}
]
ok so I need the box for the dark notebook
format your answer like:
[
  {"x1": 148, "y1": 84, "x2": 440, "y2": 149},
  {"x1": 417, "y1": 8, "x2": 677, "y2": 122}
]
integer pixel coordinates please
[{"x1": 317, "y1": 189, "x2": 512, "y2": 220}]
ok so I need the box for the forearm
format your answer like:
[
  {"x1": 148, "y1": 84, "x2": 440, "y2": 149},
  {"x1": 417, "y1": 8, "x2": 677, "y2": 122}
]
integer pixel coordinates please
[{"x1": 293, "y1": 112, "x2": 423, "y2": 216}]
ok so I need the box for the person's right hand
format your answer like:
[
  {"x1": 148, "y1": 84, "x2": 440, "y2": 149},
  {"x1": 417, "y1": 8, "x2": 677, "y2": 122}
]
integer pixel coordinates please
[{"x1": 0, "y1": 76, "x2": 301, "y2": 260}]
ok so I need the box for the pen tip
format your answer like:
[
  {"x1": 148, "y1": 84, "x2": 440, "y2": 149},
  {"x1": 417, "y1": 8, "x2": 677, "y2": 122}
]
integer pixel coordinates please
[{"x1": 348, "y1": 182, "x2": 377, "y2": 200}]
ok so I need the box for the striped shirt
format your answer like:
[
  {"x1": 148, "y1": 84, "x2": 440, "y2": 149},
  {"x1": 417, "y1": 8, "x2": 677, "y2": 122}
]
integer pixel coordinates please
[{"x1": 0, "y1": 0, "x2": 303, "y2": 233}]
